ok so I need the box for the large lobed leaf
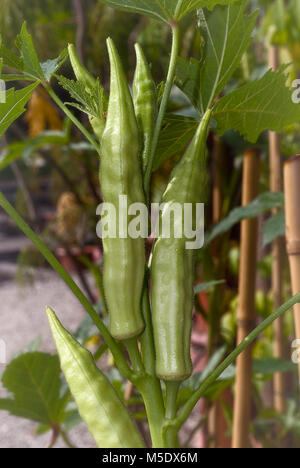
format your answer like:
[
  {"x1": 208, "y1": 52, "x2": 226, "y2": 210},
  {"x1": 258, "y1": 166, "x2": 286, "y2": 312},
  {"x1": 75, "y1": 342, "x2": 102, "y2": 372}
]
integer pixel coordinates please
[
  {"x1": 0, "y1": 352, "x2": 66, "y2": 424},
  {"x1": 213, "y1": 67, "x2": 300, "y2": 143},
  {"x1": 198, "y1": 2, "x2": 258, "y2": 112},
  {"x1": 176, "y1": 2, "x2": 258, "y2": 113},
  {"x1": 99, "y1": 0, "x2": 239, "y2": 23}
]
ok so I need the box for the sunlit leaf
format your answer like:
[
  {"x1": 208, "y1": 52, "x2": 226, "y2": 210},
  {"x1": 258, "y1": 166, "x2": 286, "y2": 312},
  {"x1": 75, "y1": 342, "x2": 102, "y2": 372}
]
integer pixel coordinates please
[
  {"x1": 99, "y1": 0, "x2": 239, "y2": 23},
  {"x1": 0, "y1": 82, "x2": 39, "y2": 139},
  {"x1": 213, "y1": 68, "x2": 300, "y2": 143}
]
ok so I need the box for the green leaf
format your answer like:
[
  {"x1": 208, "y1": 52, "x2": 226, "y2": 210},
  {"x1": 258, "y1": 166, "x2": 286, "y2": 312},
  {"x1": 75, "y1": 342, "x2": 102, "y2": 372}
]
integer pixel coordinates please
[
  {"x1": 99, "y1": 0, "x2": 239, "y2": 23},
  {"x1": 0, "y1": 120, "x2": 71, "y2": 171},
  {"x1": 197, "y1": 0, "x2": 239, "y2": 9},
  {"x1": 0, "y1": 74, "x2": 36, "y2": 82},
  {"x1": 0, "y1": 352, "x2": 65, "y2": 424},
  {"x1": 179, "y1": 347, "x2": 231, "y2": 403},
  {"x1": 153, "y1": 114, "x2": 198, "y2": 170},
  {"x1": 176, "y1": 2, "x2": 257, "y2": 113},
  {"x1": 213, "y1": 67, "x2": 300, "y2": 143},
  {"x1": 0, "y1": 82, "x2": 39, "y2": 139},
  {"x1": 206, "y1": 192, "x2": 284, "y2": 244},
  {"x1": 41, "y1": 49, "x2": 68, "y2": 81},
  {"x1": 176, "y1": 0, "x2": 240, "y2": 20},
  {"x1": 263, "y1": 210, "x2": 285, "y2": 247},
  {"x1": 15, "y1": 23, "x2": 43, "y2": 80},
  {"x1": 198, "y1": 3, "x2": 258, "y2": 112},
  {"x1": 194, "y1": 280, "x2": 225, "y2": 294},
  {"x1": 175, "y1": 58, "x2": 202, "y2": 111},
  {"x1": 0, "y1": 45, "x2": 24, "y2": 72},
  {"x1": 57, "y1": 75, "x2": 104, "y2": 120},
  {"x1": 253, "y1": 358, "x2": 297, "y2": 375},
  {"x1": 63, "y1": 409, "x2": 82, "y2": 431},
  {"x1": 1, "y1": 27, "x2": 67, "y2": 82}
]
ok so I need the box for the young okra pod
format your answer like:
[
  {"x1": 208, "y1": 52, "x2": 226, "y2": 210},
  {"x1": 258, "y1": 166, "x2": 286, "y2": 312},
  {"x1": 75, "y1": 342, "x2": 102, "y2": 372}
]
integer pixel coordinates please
[
  {"x1": 47, "y1": 307, "x2": 145, "y2": 448},
  {"x1": 100, "y1": 38, "x2": 146, "y2": 340},
  {"x1": 151, "y1": 110, "x2": 212, "y2": 381},
  {"x1": 68, "y1": 43, "x2": 107, "y2": 140},
  {"x1": 133, "y1": 44, "x2": 156, "y2": 174}
]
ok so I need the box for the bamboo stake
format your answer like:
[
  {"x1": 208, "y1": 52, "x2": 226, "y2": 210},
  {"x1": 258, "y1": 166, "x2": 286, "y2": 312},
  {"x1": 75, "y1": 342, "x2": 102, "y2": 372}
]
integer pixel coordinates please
[
  {"x1": 208, "y1": 134, "x2": 223, "y2": 448},
  {"x1": 268, "y1": 44, "x2": 286, "y2": 414},
  {"x1": 207, "y1": 135, "x2": 232, "y2": 448},
  {"x1": 232, "y1": 149, "x2": 260, "y2": 448},
  {"x1": 284, "y1": 155, "x2": 300, "y2": 382}
]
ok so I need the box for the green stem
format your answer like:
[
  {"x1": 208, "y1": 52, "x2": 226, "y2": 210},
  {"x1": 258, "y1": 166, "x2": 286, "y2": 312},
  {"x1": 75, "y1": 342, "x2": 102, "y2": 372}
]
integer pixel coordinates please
[
  {"x1": 144, "y1": 23, "x2": 180, "y2": 193},
  {"x1": 165, "y1": 381, "x2": 180, "y2": 447},
  {"x1": 94, "y1": 343, "x2": 108, "y2": 361},
  {"x1": 0, "y1": 192, "x2": 133, "y2": 381},
  {"x1": 166, "y1": 292, "x2": 300, "y2": 431},
  {"x1": 44, "y1": 84, "x2": 100, "y2": 155},
  {"x1": 60, "y1": 430, "x2": 77, "y2": 448},
  {"x1": 125, "y1": 338, "x2": 145, "y2": 374},
  {"x1": 138, "y1": 376, "x2": 166, "y2": 448},
  {"x1": 140, "y1": 272, "x2": 156, "y2": 376},
  {"x1": 165, "y1": 381, "x2": 180, "y2": 420}
]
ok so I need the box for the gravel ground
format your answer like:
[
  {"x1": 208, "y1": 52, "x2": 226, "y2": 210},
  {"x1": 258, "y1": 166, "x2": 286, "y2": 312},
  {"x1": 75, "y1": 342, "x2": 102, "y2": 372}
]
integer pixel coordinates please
[{"x1": 0, "y1": 207, "x2": 96, "y2": 448}]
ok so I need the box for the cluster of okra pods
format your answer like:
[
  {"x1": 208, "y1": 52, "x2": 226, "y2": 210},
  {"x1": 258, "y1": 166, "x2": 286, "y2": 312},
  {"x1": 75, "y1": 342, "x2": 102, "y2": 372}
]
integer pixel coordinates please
[{"x1": 46, "y1": 36, "x2": 211, "y2": 448}]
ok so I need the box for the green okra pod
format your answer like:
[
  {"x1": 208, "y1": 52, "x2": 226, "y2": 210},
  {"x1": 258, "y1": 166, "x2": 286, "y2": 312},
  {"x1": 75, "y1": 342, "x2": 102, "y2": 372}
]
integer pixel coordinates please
[
  {"x1": 151, "y1": 110, "x2": 212, "y2": 381},
  {"x1": 47, "y1": 307, "x2": 145, "y2": 448},
  {"x1": 133, "y1": 43, "x2": 156, "y2": 174},
  {"x1": 100, "y1": 38, "x2": 146, "y2": 340}
]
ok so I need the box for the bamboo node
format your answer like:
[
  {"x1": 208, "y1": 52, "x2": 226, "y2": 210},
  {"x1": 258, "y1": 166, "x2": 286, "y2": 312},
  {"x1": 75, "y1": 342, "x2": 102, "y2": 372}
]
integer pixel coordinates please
[
  {"x1": 286, "y1": 240, "x2": 300, "y2": 256},
  {"x1": 237, "y1": 319, "x2": 256, "y2": 328}
]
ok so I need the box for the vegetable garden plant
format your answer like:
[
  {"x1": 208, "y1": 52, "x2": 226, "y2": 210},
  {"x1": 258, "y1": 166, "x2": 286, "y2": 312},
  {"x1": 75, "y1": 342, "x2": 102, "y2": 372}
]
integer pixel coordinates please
[{"x1": 1, "y1": 0, "x2": 300, "y2": 448}]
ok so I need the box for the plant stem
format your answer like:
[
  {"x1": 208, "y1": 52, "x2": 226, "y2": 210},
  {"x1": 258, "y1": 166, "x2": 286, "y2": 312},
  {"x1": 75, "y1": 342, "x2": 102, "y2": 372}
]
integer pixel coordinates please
[
  {"x1": 94, "y1": 343, "x2": 108, "y2": 361},
  {"x1": 140, "y1": 272, "x2": 156, "y2": 376},
  {"x1": 165, "y1": 292, "x2": 300, "y2": 431},
  {"x1": 165, "y1": 381, "x2": 180, "y2": 420},
  {"x1": 144, "y1": 23, "x2": 180, "y2": 193},
  {"x1": 165, "y1": 381, "x2": 180, "y2": 448},
  {"x1": 0, "y1": 192, "x2": 133, "y2": 381},
  {"x1": 125, "y1": 338, "x2": 144, "y2": 374},
  {"x1": 60, "y1": 430, "x2": 77, "y2": 448},
  {"x1": 138, "y1": 376, "x2": 166, "y2": 448},
  {"x1": 44, "y1": 84, "x2": 100, "y2": 155}
]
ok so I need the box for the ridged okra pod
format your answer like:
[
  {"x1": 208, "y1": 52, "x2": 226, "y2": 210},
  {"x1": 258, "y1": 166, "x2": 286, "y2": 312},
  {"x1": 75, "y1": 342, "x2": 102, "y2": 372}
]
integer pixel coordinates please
[
  {"x1": 133, "y1": 44, "x2": 156, "y2": 174},
  {"x1": 100, "y1": 38, "x2": 146, "y2": 340},
  {"x1": 151, "y1": 110, "x2": 212, "y2": 381},
  {"x1": 47, "y1": 307, "x2": 145, "y2": 448}
]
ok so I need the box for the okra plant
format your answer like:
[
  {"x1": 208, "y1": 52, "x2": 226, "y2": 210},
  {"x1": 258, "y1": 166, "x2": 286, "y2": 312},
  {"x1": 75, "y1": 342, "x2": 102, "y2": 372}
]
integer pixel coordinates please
[{"x1": 1, "y1": 0, "x2": 300, "y2": 448}]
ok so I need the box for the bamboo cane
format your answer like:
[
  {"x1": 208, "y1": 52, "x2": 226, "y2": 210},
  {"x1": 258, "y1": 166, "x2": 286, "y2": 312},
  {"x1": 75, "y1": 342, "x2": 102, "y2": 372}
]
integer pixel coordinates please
[
  {"x1": 284, "y1": 155, "x2": 300, "y2": 382},
  {"x1": 232, "y1": 149, "x2": 260, "y2": 448},
  {"x1": 207, "y1": 135, "x2": 232, "y2": 448},
  {"x1": 268, "y1": 44, "x2": 285, "y2": 414},
  {"x1": 208, "y1": 134, "x2": 223, "y2": 448}
]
